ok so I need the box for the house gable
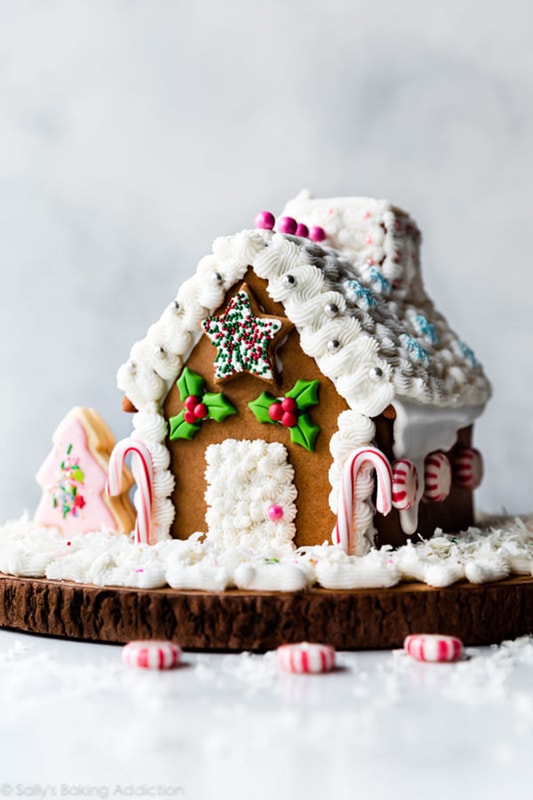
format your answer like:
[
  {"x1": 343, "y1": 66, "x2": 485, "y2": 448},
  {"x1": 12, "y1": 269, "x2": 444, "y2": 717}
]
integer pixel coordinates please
[{"x1": 163, "y1": 268, "x2": 350, "y2": 547}]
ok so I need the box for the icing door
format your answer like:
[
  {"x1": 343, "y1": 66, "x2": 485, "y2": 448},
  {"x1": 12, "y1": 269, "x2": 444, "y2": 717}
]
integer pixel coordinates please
[{"x1": 204, "y1": 439, "x2": 297, "y2": 549}]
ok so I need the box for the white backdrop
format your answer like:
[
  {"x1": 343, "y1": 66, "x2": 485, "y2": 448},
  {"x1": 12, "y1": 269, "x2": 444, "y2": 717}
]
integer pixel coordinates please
[{"x1": 0, "y1": 0, "x2": 532, "y2": 520}]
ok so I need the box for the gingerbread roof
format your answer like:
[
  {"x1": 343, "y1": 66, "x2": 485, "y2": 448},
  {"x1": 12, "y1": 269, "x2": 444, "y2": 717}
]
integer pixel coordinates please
[{"x1": 117, "y1": 195, "x2": 491, "y2": 418}]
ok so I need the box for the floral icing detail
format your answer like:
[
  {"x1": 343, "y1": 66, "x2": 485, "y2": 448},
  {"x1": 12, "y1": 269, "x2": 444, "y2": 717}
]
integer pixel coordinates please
[
  {"x1": 459, "y1": 341, "x2": 480, "y2": 368},
  {"x1": 344, "y1": 279, "x2": 377, "y2": 308},
  {"x1": 168, "y1": 367, "x2": 236, "y2": 441},
  {"x1": 53, "y1": 444, "x2": 86, "y2": 519},
  {"x1": 248, "y1": 379, "x2": 320, "y2": 452},
  {"x1": 413, "y1": 314, "x2": 439, "y2": 344},
  {"x1": 400, "y1": 334, "x2": 430, "y2": 366},
  {"x1": 202, "y1": 288, "x2": 283, "y2": 381}
]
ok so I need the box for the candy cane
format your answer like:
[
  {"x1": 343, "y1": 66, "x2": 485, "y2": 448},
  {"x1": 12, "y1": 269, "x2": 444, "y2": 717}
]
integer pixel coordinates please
[
  {"x1": 106, "y1": 437, "x2": 154, "y2": 545},
  {"x1": 333, "y1": 446, "x2": 393, "y2": 554}
]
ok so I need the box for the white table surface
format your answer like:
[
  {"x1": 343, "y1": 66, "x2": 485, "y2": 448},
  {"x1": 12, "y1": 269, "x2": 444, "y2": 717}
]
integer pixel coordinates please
[{"x1": 0, "y1": 628, "x2": 531, "y2": 800}]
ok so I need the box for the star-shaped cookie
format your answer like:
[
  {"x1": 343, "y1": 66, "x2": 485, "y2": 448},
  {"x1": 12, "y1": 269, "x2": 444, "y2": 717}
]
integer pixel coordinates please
[{"x1": 202, "y1": 284, "x2": 290, "y2": 383}]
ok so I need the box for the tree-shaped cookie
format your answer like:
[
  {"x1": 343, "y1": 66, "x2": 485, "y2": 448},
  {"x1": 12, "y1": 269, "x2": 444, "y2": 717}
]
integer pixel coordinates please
[{"x1": 35, "y1": 407, "x2": 136, "y2": 535}]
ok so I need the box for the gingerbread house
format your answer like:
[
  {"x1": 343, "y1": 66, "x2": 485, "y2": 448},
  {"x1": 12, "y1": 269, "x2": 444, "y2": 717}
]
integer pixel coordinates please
[{"x1": 117, "y1": 193, "x2": 491, "y2": 556}]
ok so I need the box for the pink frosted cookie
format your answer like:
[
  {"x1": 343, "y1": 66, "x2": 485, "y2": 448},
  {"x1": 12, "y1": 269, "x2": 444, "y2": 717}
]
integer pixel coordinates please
[
  {"x1": 277, "y1": 642, "x2": 336, "y2": 674},
  {"x1": 404, "y1": 634, "x2": 463, "y2": 663},
  {"x1": 423, "y1": 451, "x2": 452, "y2": 503},
  {"x1": 391, "y1": 459, "x2": 419, "y2": 511},
  {"x1": 122, "y1": 640, "x2": 182, "y2": 670},
  {"x1": 453, "y1": 447, "x2": 483, "y2": 491},
  {"x1": 35, "y1": 407, "x2": 135, "y2": 536}
]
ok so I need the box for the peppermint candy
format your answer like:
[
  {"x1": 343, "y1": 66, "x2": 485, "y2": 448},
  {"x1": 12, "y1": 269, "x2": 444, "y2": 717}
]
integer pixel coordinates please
[
  {"x1": 122, "y1": 640, "x2": 181, "y2": 670},
  {"x1": 404, "y1": 633, "x2": 463, "y2": 663},
  {"x1": 453, "y1": 447, "x2": 483, "y2": 491},
  {"x1": 391, "y1": 459, "x2": 418, "y2": 511},
  {"x1": 423, "y1": 451, "x2": 452, "y2": 503},
  {"x1": 277, "y1": 642, "x2": 336, "y2": 674}
]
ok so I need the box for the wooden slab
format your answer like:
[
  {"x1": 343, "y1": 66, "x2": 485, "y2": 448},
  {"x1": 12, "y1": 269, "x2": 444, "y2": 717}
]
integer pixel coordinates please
[{"x1": 0, "y1": 574, "x2": 532, "y2": 651}]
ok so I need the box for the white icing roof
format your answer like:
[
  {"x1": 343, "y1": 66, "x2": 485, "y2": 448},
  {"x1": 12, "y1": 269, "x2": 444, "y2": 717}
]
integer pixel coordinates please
[{"x1": 118, "y1": 194, "x2": 491, "y2": 418}]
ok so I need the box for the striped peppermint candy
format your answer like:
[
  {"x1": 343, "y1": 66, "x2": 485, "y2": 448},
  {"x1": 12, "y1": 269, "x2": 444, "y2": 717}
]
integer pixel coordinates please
[
  {"x1": 333, "y1": 446, "x2": 393, "y2": 554},
  {"x1": 122, "y1": 640, "x2": 181, "y2": 670},
  {"x1": 404, "y1": 634, "x2": 463, "y2": 663},
  {"x1": 277, "y1": 642, "x2": 336, "y2": 674},
  {"x1": 106, "y1": 437, "x2": 154, "y2": 544},
  {"x1": 391, "y1": 459, "x2": 419, "y2": 511},
  {"x1": 423, "y1": 451, "x2": 452, "y2": 503},
  {"x1": 453, "y1": 447, "x2": 483, "y2": 491}
]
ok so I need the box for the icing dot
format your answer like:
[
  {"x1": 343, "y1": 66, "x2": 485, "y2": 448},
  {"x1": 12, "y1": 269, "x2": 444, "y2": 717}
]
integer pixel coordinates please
[
  {"x1": 282, "y1": 274, "x2": 296, "y2": 288},
  {"x1": 309, "y1": 225, "x2": 326, "y2": 242},
  {"x1": 194, "y1": 403, "x2": 208, "y2": 419},
  {"x1": 281, "y1": 397, "x2": 297, "y2": 413},
  {"x1": 268, "y1": 402, "x2": 283, "y2": 422},
  {"x1": 324, "y1": 303, "x2": 339, "y2": 317},
  {"x1": 369, "y1": 367, "x2": 384, "y2": 381},
  {"x1": 281, "y1": 411, "x2": 298, "y2": 427},
  {"x1": 295, "y1": 223, "x2": 309, "y2": 238},
  {"x1": 327, "y1": 339, "x2": 341, "y2": 352},
  {"x1": 267, "y1": 504, "x2": 284, "y2": 521},
  {"x1": 254, "y1": 211, "x2": 276, "y2": 230},
  {"x1": 277, "y1": 216, "x2": 298, "y2": 235},
  {"x1": 184, "y1": 410, "x2": 197, "y2": 425},
  {"x1": 185, "y1": 395, "x2": 200, "y2": 412}
]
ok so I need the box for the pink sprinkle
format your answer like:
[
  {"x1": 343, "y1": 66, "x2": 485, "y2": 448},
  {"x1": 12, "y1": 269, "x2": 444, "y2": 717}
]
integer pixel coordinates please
[
  {"x1": 295, "y1": 222, "x2": 309, "y2": 238},
  {"x1": 254, "y1": 211, "x2": 276, "y2": 230},
  {"x1": 309, "y1": 225, "x2": 326, "y2": 242},
  {"x1": 267, "y1": 504, "x2": 284, "y2": 521}
]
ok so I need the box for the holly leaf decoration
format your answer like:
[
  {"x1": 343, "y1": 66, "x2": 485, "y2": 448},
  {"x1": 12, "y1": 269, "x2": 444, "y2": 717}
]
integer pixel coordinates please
[
  {"x1": 248, "y1": 392, "x2": 276, "y2": 424},
  {"x1": 203, "y1": 393, "x2": 237, "y2": 422},
  {"x1": 177, "y1": 367, "x2": 205, "y2": 402},
  {"x1": 169, "y1": 410, "x2": 200, "y2": 441},
  {"x1": 289, "y1": 413, "x2": 320, "y2": 452},
  {"x1": 286, "y1": 379, "x2": 320, "y2": 411}
]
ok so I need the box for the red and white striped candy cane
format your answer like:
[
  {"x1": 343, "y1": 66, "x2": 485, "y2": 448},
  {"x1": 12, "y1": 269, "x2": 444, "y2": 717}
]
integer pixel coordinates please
[
  {"x1": 333, "y1": 446, "x2": 393, "y2": 554},
  {"x1": 106, "y1": 437, "x2": 154, "y2": 545}
]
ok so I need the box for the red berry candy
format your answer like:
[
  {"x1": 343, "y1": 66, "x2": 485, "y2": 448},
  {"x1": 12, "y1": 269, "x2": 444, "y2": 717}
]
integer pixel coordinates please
[
  {"x1": 185, "y1": 395, "x2": 199, "y2": 412},
  {"x1": 281, "y1": 411, "x2": 298, "y2": 427},
  {"x1": 281, "y1": 397, "x2": 297, "y2": 413},
  {"x1": 184, "y1": 410, "x2": 197, "y2": 425},
  {"x1": 268, "y1": 402, "x2": 283, "y2": 422},
  {"x1": 194, "y1": 403, "x2": 208, "y2": 419}
]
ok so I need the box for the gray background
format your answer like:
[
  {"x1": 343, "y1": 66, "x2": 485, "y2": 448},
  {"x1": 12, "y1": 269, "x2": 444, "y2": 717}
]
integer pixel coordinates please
[{"x1": 0, "y1": 0, "x2": 531, "y2": 520}]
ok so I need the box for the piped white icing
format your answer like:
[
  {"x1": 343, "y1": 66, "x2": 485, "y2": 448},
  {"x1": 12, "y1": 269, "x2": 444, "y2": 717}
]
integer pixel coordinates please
[
  {"x1": 0, "y1": 516, "x2": 530, "y2": 591},
  {"x1": 205, "y1": 439, "x2": 297, "y2": 549}
]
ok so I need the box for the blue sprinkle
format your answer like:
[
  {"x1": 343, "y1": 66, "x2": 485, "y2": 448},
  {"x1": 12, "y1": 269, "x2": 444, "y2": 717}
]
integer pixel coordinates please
[
  {"x1": 413, "y1": 313, "x2": 439, "y2": 344},
  {"x1": 459, "y1": 341, "x2": 480, "y2": 367},
  {"x1": 400, "y1": 334, "x2": 430, "y2": 366},
  {"x1": 368, "y1": 267, "x2": 391, "y2": 294},
  {"x1": 344, "y1": 279, "x2": 377, "y2": 308}
]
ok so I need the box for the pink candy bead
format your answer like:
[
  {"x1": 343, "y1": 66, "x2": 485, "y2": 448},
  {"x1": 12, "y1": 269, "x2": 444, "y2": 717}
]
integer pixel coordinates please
[
  {"x1": 309, "y1": 225, "x2": 326, "y2": 242},
  {"x1": 277, "y1": 216, "x2": 298, "y2": 235},
  {"x1": 268, "y1": 504, "x2": 284, "y2": 521},
  {"x1": 277, "y1": 642, "x2": 336, "y2": 674},
  {"x1": 254, "y1": 211, "x2": 276, "y2": 230},
  {"x1": 122, "y1": 640, "x2": 182, "y2": 670},
  {"x1": 404, "y1": 634, "x2": 463, "y2": 663},
  {"x1": 295, "y1": 223, "x2": 309, "y2": 238}
]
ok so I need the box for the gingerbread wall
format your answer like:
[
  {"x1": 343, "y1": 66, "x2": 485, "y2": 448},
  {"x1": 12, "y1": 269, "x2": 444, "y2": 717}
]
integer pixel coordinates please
[{"x1": 163, "y1": 268, "x2": 350, "y2": 548}]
